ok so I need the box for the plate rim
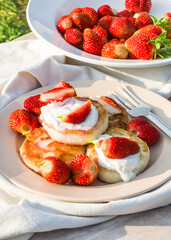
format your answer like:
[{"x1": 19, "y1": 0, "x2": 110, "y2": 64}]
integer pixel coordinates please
[{"x1": 0, "y1": 80, "x2": 171, "y2": 203}]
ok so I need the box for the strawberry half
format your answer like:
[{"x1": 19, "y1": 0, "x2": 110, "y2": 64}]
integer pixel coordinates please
[
  {"x1": 40, "y1": 87, "x2": 75, "y2": 103},
  {"x1": 53, "y1": 80, "x2": 75, "y2": 89},
  {"x1": 98, "y1": 96, "x2": 123, "y2": 113},
  {"x1": 58, "y1": 100, "x2": 91, "y2": 124},
  {"x1": 100, "y1": 137, "x2": 140, "y2": 159},
  {"x1": 127, "y1": 118, "x2": 159, "y2": 145},
  {"x1": 9, "y1": 109, "x2": 39, "y2": 136},
  {"x1": 40, "y1": 156, "x2": 70, "y2": 183},
  {"x1": 69, "y1": 154, "x2": 98, "y2": 186},
  {"x1": 24, "y1": 94, "x2": 47, "y2": 114}
]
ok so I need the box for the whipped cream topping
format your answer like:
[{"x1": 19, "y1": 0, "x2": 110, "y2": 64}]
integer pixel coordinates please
[
  {"x1": 94, "y1": 134, "x2": 141, "y2": 182},
  {"x1": 40, "y1": 97, "x2": 98, "y2": 131}
]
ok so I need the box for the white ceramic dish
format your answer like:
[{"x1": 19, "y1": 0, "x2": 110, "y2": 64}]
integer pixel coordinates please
[
  {"x1": 26, "y1": 0, "x2": 171, "y2": 68},
  {"x1": 0, "y1": 80, "x2": 171, "y2": 203}
]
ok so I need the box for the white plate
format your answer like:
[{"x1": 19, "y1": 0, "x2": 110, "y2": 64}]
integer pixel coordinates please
[
  {"x1": 26, "y1": 0, "x2": 171, "y2": 68},
  {"x1": 0, "y1": 80, "x2": 171, "y2": 203}
]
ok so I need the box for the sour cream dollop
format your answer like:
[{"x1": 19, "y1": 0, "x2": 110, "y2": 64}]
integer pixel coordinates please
[
  {"x1": 40, "y1": 97, "x2": 98, "y2": 131},
  {"x1": 94, "y1": 134, "x2": 141, "y2": 182}
]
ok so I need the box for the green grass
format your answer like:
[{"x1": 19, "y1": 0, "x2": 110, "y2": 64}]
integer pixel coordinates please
[{"x1": 0, "y1": 0, "x2": 31, "y2": 42}]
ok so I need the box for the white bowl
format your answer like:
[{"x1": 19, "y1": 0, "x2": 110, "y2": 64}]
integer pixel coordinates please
[{"x1": 26, "y1": 0, "x2": 171, "y2": 68}]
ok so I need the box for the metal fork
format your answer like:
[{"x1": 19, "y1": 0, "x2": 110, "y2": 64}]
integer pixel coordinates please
[{"x1": 110, "y1": 85, "x2": 171, "y2": 138}]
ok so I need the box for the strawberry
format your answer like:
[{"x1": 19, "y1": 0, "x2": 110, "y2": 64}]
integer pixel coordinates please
[
  {"x1": 24, "y1": 94, "x2": 47, "y2": 114},
  {"x1": 100, "y1": 137, "x2": 140, "y2": 159},
  {"x1": 98, "y1": 96, "x2": 123, "y2": 112},
  {"x1": 101, "y1": 39, "x2": 129, "y2": 59},
  {"x1": 97, "y1": 5, "x2": 115, "y2": 18},
  {"x1": 164, "y1": 12, "x2": 171, "y2": 21},
  {"x1": 135, "y1": 24, "x2": 163, "y2": 36},
  {"x1": 53, "y1": 80, "x2": 74, "y2": 89},
  {"x1": 92, "y1": 25, "x2": 108, "y2": 44},
  {"x1": 58, "y1": 100, "x2": 91, "y2": 124},
  {"x1": 40, "y1": 87, "x2": 75, "y2": 103},
  {"x1": 57, "y1": 15, "x2": 75, "y2": 34},
  {"x1": 82, "y1": 7, "x2": 99, "y2": 25},
  {"x1": 110, "y1": 17, "x2": 137, "y2": 39},
  {"x1": 116, "y1": 9, "x2": 134, "y2": 18},
  {"x1": 83, "y1": 28, "x2": 104, "y2": 55},
  {"x1": 125, "y1": 31, "x2": 157, "y2": 60},
  {"x1": 72, "y1": 12, "x2": 93, "y2": 30},
  {"x1": 69, "y1": 7, "x2": 82, "y2": 17},
  {"x1": 64, "y1": 28, "x2": 83, "y2": 45},
  {"x1": 40, "y1": 156, "x2": 70, "y2": 183},
  {"x1": 70, "y1": 7, "x2": 99, "y2": 26},
  {"x1": 135, "y1": 12, "x2": 153, "y2": 29},
  {"x1": 127, "y1": 118, "x2": 159, "y2": 145},
  {"x1": 69, "y1": 154, "x2": 98, "y2": 186},
  {"x1": 9, "y1": 109, "x2": 39, "y2": 136},
  {"x1": 125, "y1": 0, "x2": 152, "y2": 13},
  {"x1": 98, "y1": 15, "x2": 115, "y2": 34}
]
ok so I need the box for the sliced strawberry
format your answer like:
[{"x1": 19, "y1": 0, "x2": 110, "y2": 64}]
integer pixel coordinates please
[
  {"x1": 98, "y1": 96, "x2": 123, "y2": 112},
  {"x1": 58, "y1": 100, "x2": 91, "y2": 124},
  {"x1": 40, "y1": 87, "x2": 75, "y2": 103},
  {"x1": 69, "y1": 154, "x2": 98, "y2": 186},
  {"x1": 24, "y1": 94, "x2": 47, "y2": 114},
  {"x1": 40, "y1": 156, "x2": 70, "y2": 183},
  {"x1": 53, "y1": 80, "x2": 75, "y2": 90},
  {"x1": 127, "y1": 118, "x2": 159, "y2": 145},
  {"x1": 100, "y1": 137, "x2": 140, "y2": 159},
  {"x1": 97, "y1": 5, "x2": 115, "y2": 18},
  {"x1": 9, "y1": 109, "x2": 39, "y2": 136}
]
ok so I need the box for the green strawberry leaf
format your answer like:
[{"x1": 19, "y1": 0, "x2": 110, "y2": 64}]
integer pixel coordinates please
[{"x1": 57, "y1": 115, "x2": 64, "y2": 120}]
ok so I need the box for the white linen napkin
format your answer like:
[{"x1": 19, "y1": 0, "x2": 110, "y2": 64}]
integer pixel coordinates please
[{"x1": 0, "y1": 39, "x2": 171, "y2": 240}]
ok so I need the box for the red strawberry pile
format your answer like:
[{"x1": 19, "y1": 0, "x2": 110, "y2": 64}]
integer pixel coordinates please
[{"x1": 57, "y1": 0, "x2": 171, "y2": 60}]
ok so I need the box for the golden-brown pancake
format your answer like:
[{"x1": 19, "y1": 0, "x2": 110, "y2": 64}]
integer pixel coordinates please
[{"x1": 20, "y1": 127, "x2": 85, "y2": 173}]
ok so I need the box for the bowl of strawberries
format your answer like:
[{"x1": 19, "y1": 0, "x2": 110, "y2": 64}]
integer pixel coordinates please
[{"x1": 27, "y1": 0, "x2": 171, "y2": 67}]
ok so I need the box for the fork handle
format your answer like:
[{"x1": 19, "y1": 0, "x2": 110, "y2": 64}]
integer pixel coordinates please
[{"x1": 147, "y1": 112, "x2": 171, "y2": 138}]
